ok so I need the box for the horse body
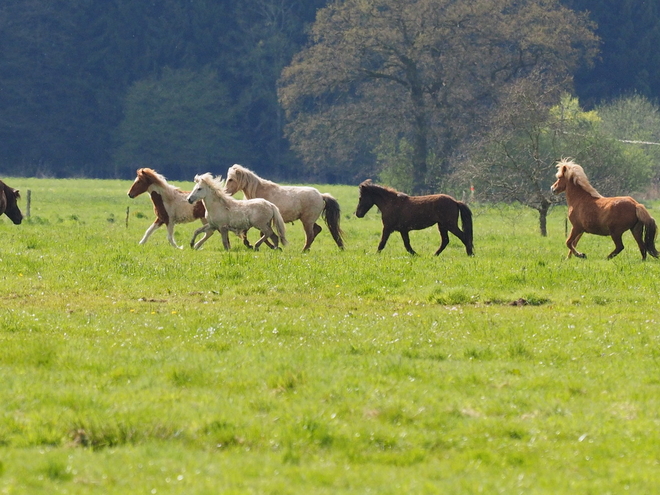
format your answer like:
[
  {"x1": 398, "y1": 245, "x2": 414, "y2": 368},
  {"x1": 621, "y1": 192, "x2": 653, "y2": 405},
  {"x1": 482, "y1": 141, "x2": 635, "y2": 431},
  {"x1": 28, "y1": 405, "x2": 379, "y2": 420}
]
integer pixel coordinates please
[
  {"x1": 355, "y1": 180, "x2": 474, "y2": 256},
  {"x1": 127, "y1": 168, "x2": 209, "y2": 249},
  {"x1": 551, "y1": 158, "x2": 658, "y2": 259},
  {"x1": 187, "y1": 173, "x2": 287, "y2": 251},
  {"x1": 224, "y1": 164, "x2": 344, "y2": 251},
  {"x1": 0, "y1": 180, "x2": 23, "y2": 225}
]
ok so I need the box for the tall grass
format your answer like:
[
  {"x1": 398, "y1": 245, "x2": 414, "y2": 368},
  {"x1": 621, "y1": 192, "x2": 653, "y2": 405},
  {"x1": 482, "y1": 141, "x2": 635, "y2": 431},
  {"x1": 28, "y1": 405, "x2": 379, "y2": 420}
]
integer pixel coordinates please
[{"x1": 1, "y1": 177, "x2": 659, "y2": 493}]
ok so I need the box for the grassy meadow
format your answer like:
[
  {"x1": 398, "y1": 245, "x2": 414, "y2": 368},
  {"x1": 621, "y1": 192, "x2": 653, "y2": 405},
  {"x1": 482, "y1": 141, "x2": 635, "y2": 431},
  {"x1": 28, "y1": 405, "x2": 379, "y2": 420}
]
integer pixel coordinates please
[{"x1": 1, "y1": 177, "x2": 659, "y2": 494}]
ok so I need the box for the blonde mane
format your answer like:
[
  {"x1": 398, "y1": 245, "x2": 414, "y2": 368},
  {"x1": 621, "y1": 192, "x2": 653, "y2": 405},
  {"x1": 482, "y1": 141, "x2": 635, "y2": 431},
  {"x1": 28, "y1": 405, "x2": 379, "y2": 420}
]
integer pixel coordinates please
[
  {"x1": 555, "y1": 158, "x2": 602, "y2": 199},
  {"x1": 227, "y1": 164, "x2": 272, "y2": 199},
  {"x1": 196, "y1": 173, "x2": 230, "y2": 201}
]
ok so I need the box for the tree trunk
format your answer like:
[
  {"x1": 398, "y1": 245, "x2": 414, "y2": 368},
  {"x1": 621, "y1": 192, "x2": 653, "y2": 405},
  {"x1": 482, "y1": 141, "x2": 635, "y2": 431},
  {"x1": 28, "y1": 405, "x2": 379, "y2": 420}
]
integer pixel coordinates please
[
  {"x1": 538, "y1": 202, "x2": 550, "y2": 237},
  {"x1": 410, "y1": 84, "x2": 428, "y2": 195}
]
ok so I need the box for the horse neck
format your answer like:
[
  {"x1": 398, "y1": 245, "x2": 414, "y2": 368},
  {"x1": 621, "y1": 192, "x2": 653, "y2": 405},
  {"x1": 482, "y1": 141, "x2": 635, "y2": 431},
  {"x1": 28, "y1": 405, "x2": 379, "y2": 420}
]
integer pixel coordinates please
[
  {"x1": 147, "y1": 179, "x2": 181, "y2": 202},
  {"x1": 369, "y1": 187, "x2": 400, "y2": 211},
  {"x1": 205, "y1": 186, "x2": 236, "y2": 209},
  {"x1": 565, "y1": 181, "x2": 597, "y2": 204},
  {"x1": 242, "y1": 176, "x2": 271, "y2": 199}
]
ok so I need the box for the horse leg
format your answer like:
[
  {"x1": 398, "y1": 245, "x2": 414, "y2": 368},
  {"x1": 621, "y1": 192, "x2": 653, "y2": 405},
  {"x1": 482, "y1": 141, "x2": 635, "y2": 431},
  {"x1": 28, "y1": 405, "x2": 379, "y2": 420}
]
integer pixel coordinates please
[
  {"x1": 301, "y1": 221, "x2": 318, "y2": 251},
  {"x1": 254, "y1": 225, "x2": 277, "y2": 251},
  {"x1": 191, "y1": 225, "x2": 214, "y2": 250},
  {"x1": 220, "y1": 229, "x2": 231, "y2": 250},
  {"x1": 400, "y1": 231, "x2": 417, "y2": 255},
  {"x1": 313, "y1": 223, "x2": 322, "y2": 240},
  {"x1": 166, "y1": 222, "x2": 182, "y2": 249},
  {"x1": 631, "y1": 223, "x2": 647, "y2": 260},
  {"x1": 446, "y1": 223, "x2": 472, "y2": 256},
  {"x1": 434, "y1": 226, "x2": 450, "y2": 256},
  {"x1": 377, "y1": 228, "x2": 393, "y2": 252},
  {"x1": 607, "y1": 232, "x2": 626, "y2": 259},
  {"x1": 566, "y1": 228, "x2": 586, "y2": 258},
  {"x1": 139, "y1": 221, "x2": 163, "y2": 245},
  {"x1": 240, "y1": 230, "x2": 254, "y2": 249}
]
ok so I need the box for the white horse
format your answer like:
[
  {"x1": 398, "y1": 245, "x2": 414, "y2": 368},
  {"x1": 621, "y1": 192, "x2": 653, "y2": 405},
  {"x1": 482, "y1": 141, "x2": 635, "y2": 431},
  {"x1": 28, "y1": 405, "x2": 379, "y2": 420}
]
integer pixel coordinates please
[
  {"x1": 224, "y1": 164, "x2": 344, "y2": 251},
  {"x1": 186, "y1": 173, "x2": 288, "y2": 251}
]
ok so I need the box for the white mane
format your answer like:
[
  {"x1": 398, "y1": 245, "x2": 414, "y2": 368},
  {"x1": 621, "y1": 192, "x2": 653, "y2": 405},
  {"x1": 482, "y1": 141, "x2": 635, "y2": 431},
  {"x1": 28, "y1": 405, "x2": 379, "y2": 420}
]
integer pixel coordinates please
[{"x1": 556, "y1": 158, "x2": 602, "y2": 199}]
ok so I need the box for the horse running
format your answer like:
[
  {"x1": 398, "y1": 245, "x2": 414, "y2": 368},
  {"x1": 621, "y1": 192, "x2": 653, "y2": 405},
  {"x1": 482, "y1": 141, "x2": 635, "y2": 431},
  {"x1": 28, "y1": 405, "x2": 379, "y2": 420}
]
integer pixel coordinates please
[
  {"x1": 0, "y1": 180, "x2": 23, "y2": 225},
  {"x1": 551, "y1": 158, "x2": 658, "y2": 260},
  {"x1": 224, "y1": 164, "x2": 344, "y2": 251},
  {"x1": 127, "y1": 168, "x2": 217, "y2": 249},
  {"x1": 355, "y1": 180, "x2": 474, "y2": 256},
  {"x1": 187, "y1": 173, "x2": 288, "y2": 251}
]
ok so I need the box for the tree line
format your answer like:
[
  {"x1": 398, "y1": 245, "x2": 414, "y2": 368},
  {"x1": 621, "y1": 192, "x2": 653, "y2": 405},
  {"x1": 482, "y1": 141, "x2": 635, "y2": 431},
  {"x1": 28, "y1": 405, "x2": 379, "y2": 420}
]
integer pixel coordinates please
[{"x1": 1, "y1": 0, "x2": 660, "y2": 190}]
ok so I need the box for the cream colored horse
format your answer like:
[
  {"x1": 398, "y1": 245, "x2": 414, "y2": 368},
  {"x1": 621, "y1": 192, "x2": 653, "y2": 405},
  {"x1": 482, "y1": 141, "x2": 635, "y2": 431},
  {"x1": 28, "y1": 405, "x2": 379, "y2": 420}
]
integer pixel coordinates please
[
  {"x1": 187, "y1": 173, "x2": 287, "y2": 251},
  {"x1": 224, "y1": 164, "x2": 344, "y2": 251}
]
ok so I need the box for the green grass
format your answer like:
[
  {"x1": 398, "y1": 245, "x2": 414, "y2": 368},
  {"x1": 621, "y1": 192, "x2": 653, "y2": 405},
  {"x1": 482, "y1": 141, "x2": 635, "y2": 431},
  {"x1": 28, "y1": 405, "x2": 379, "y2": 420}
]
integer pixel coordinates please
[{"x1": 1, "y1": 177, "x2": 660, "y2": 493}]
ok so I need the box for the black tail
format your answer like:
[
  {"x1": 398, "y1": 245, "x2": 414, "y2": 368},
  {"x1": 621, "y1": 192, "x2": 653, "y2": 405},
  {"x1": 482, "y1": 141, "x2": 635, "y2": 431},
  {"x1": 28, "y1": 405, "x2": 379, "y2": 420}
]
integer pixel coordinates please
[
  {"x1": 322, "y1": 194, "x2": 345, "y2": 249},
  {"x1": 644, "y1": 218, "x2": 658, "y2": 258},
  {"x1": 457, "y1": 201, "x2": 474, "y2": 256}
]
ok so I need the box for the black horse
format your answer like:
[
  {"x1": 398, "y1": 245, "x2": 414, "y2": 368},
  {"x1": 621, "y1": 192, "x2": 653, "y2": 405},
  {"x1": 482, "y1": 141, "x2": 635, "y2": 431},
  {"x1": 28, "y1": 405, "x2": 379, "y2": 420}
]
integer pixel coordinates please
[
  {"x1": 0, "y1": 180, "x2": 24, "y2": 225},
  {"x1": 355, "y1": 180, "x2": 473, "y2": 256}
]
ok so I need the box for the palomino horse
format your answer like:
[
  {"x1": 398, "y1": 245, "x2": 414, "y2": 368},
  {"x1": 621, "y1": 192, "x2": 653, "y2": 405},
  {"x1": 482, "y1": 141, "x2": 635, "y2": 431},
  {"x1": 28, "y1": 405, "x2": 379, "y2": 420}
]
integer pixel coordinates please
[
  {"x1": 224, "y1": 164, "x2": 344, "y2": 251},
  {"x1": 355, "y1": 180, "x2": 474, "y2": 256},
  {"x1": 551, "y1": 158, "x2": 658, "y2": 260},
  {"x1": 127, "y1": 168, "x2": 216, "y2": 249},
  {"x1": 187, "y1": 173, "x2": 288, "y2": 251},
  {"x1": 0, "y1": 180, "x2": 23, "y2": 225}
]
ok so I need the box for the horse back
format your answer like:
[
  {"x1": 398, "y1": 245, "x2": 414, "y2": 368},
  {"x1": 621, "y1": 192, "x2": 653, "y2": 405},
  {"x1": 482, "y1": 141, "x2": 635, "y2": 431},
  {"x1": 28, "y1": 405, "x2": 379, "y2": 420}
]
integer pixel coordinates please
[
  {"x1": 259, "y1": 184, "x2": 324, "y2": 223},
  {"x1": 574, "y1": 196, "x2": 641, "y2": 234},
  {"x1": 386, "y1": 194, "x2": 458, "y2": 230}
]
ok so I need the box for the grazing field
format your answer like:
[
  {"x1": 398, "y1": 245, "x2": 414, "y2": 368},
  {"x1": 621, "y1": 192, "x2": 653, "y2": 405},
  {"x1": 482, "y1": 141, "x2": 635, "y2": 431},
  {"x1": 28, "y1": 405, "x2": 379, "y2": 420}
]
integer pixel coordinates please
[{"x1": 1, "y1": 177, "x2": 659, "y2": 494}]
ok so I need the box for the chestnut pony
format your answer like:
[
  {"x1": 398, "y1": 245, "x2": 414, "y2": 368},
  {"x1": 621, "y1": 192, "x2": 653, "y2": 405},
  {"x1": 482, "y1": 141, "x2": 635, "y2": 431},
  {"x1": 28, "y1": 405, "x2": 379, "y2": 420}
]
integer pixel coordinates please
[
  {"x1": 355, "y1": 180, "x2": 474, "y2": 256},
  {"x1": 127, "y1": 168, "x2": 211, "y2": 249},
  {"x1": 551, "y1": 158, "x2": 658, "y2": 260},
  {"x1": 0, "y1": 180, "x2": 23, "y2": 225}
]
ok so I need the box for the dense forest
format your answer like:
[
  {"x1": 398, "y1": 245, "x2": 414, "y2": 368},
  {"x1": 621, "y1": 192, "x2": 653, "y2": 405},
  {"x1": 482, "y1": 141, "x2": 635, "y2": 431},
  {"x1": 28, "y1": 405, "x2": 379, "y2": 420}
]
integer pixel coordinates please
[{"x1": 0, "y1": 0, "x2": 658, "y2": 182}]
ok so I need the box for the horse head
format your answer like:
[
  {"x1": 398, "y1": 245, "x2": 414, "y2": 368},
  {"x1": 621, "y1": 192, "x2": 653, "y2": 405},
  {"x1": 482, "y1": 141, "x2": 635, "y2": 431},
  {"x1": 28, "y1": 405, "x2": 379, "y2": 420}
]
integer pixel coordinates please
[
  {"x1": 225, "y1": 164, "x2": 260, "y2": 198},
  {"x1": 128, "y1": 168, "x2": 156, "y2": 198},
  {"x1": 355, "y1": 180, "x2": 376, "y2": 218},
  {"x1": 1, "y1": 183, "x2": 23, "y2": 225},
  {"x1": 188, "y1": 173, "x2": 225, "y2": 204},
  {"x1": 551, "y1": 159, "x2": 602, "y2": 199},
  {"x1": 551, "y1": 165, "x2": 567, "y2": 195},
  {"x1": 224, "y1": 165, "x2": 243, "y2": 195}
]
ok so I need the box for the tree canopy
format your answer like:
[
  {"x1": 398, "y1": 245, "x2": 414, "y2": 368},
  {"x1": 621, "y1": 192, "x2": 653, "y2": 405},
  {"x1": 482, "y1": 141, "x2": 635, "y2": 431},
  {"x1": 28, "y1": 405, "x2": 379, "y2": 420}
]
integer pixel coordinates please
[{"x1": 279, "y1": 0, "x2": 598, "y2": 193}]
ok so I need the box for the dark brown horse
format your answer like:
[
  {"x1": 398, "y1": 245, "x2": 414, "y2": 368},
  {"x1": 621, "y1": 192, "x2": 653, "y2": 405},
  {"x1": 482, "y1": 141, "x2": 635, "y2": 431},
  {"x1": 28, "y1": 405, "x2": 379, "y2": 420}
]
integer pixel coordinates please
[
  {"x1": 355, "y1": 180, "x2": 474, "y2": 256},
  {"x1": 0, "y1": 180, "x2": 23, "y2": 225},
  {"x1": 551, "y1": 158, "x2": 658, "y2": 260}
]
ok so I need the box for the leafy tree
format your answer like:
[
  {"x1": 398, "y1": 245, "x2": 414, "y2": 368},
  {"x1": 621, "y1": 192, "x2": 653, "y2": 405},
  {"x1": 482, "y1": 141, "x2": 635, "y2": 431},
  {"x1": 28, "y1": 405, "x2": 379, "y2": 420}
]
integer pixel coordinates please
[
  {"x1": 596, "y1": 94, "x2": 660, "y2": 185},
  {"x1": 114, "y1": 67, "x2": 241, "y2": 179},
  {"x1": 279, "y1": 0, "x2": 598, "y2": 193}
]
